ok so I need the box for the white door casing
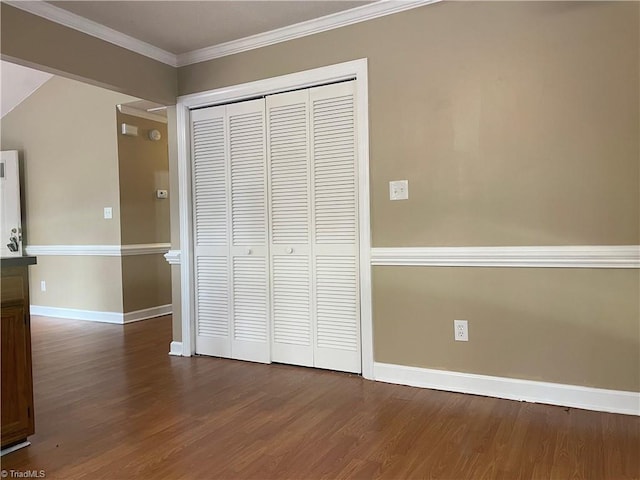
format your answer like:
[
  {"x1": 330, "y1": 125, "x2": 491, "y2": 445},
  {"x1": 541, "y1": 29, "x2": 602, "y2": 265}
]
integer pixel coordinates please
[{"x1": 177, "y1": 59, "x2": 373, "y2": 378}]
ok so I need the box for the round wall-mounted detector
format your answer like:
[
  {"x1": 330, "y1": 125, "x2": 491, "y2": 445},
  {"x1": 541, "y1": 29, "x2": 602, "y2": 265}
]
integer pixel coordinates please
[{"x1": 148, "y1": 129, "x2": 162, "y2": 141}]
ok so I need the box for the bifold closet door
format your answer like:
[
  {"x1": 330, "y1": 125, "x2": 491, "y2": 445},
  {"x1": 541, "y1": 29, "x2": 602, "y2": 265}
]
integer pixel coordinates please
[
  {"x1": 192, "y1": 99, "x2": 270, "y2": 363},
  {"x1": 267, "y1": 90, "x2": 313, "y2": 367},
  {"x1": 267, "y1": 81, "x2": 361, "y2": 374},
  {"x1": 310, "y1": 82, "x2": 360, "y2": 374},
  {"x1": 192, "y1": 105, "x2": 231, "y2": 358}
]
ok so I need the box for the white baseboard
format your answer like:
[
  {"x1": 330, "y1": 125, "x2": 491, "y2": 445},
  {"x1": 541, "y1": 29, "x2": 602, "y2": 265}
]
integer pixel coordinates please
[
  {"x1": 31, "y1": 304, "x2": 172, "y2": 325},
  {"x1": 30, "y1": 305, "x2": 123, "y2": 323},
  {"x1": 123, "y1": 304, "x2": 172, "y2": 324},
  {"x1": 1, "y1": 440, "x2": 31, "y2": 457},
  {"x1": 373, "y1": 362, "x2": 640, "y2": 416},
  {"x1": 169, "y1": 341, "x2": 183, "y2": 356}
]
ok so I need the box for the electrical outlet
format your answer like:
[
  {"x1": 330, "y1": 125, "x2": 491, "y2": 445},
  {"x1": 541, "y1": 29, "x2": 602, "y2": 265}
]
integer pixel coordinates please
[
  {"x1": 454, "y1": 320, "x2": 468, "y2": 341},
  {"x1": 389, "y1": 180, "x2": 409, "y2": 200},
  {"x1": 40, "y1": 280, "x2": 46, "y2": 292},
  {"x1": 104, "y1": 207, "x2": 113, "y2": 219}
]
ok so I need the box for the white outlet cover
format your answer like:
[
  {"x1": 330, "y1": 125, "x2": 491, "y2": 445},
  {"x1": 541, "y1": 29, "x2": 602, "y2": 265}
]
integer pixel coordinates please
[
  {"x1": 389, "y1": 180, "x2": 409, "y2": 201},
  {"x1": 104, "y1": 207, "x2": 113, "y2": 219},
  {"x1": 454, "y1": 319, "x2": 469, "y2": 342}
]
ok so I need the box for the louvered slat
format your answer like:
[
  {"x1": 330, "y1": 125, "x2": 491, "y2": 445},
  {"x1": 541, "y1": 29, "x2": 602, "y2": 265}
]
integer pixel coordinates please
[
  {"x1": 312, "y1": 93, "x2": 356, "y2": 244},
  {"x1": 269, "y1": 102, "x2": 309, "y2": 244},
  {"x1": 272, "y1": 256, "x2": 311, "y2": 346},
  {"x1": 196, "y1": 257, "x2": 229, "y2": 337},
  {"x1": 233, "y1": 257, "x2": 267, "y2": 342},
  {"x1": 230, "y1": 110, "x2": 266, "y2": 246},
  {"x1": 193, "y1": 117, "x2": 227, "y2": 246},
  {"x1": 315, "y1": 256, "x2": 358, "y2": 351}
]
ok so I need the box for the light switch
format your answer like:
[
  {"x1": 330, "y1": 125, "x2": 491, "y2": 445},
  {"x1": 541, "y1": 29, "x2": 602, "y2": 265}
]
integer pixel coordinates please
[
  {"x1": 389, "y1": 180, "x2": 409, "y2": 200},
  {"x1": 104, "y1": 207, "x2": 113, "y2": 219}
]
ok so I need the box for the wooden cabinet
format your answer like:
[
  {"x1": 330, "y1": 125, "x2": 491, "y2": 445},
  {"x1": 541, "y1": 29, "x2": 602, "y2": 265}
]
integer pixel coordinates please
[{"x1": 1, "y1": 258, "x2": 36, "y2": 449}]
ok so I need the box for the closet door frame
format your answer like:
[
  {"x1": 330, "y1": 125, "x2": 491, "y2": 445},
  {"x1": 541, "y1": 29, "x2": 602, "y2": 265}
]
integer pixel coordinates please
[{"x1": 176, "y1": 59, "x2": 373, "y2": 379}]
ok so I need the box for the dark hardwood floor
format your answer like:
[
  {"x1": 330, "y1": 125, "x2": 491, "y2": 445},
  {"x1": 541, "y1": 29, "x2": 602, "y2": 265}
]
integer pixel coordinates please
[{"x1": 1, "y1": 315, "x2": 638, "y2": 479}]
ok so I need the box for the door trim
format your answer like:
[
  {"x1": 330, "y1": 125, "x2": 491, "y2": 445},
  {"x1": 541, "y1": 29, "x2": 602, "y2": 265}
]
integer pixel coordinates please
[{"x1": 176, "y1": 59, "x2": 373, "y2": 379}]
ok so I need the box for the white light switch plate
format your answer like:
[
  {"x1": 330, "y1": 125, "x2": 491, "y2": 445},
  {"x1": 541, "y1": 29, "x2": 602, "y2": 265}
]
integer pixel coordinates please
[{"x1": 389, "y1": 180, "x2": 409, "y2": 200}]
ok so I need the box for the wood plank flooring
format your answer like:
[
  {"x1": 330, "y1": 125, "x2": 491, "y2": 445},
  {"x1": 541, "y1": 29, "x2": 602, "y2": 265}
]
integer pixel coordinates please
[{"x1": 1, "y1": 315, "x2": 638, "y2": 479}]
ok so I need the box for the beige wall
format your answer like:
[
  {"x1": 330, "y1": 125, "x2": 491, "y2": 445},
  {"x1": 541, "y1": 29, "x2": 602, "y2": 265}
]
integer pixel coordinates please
[
  {"x1": 28, "y1": 256, "x2": 123, "y2": 312},
  {"x1": 116, "y1": 112, "x2": 170, "y2": 245},
  {"x1": 179, "y1": 1, "x2": 639, "y2": 247},
  {"x1": 1, "y1": 4, "x2": 177, "y2": 105},
  {"x1": 1, "y1": 75, "x2": 136, "y2": 313},
  {"x1": 2, "y1": 74, "x2": 172, "y2": 315},
  {"x1": 1, "y1": 76, "x2": 136, "y2": 246},
  {"x1": 121, "y1": 254, "x2": 171, "y2": 313},
  {"x1": 373, "y1": 266, "x2": 640, "y2": 392},
  {"x1": 177, "y1": 1, "x2": 639, "y2": 390},
  {"x1": 116, "y1": 111, "x2": 171, "y2": 313},
  {"x1": 3, "y1": 0, "x2": 636, "y2": 390}
]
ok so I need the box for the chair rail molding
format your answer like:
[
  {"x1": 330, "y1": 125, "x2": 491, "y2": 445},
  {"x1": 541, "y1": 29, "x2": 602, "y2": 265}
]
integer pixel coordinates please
[
  {"x1": 370, "y1": 245, "x2": 640, "y2": 269},
  {"x1": 164, "y1": 250, "x2": 182, "y2": 265},
  {"x1": 25, "y1": 243, "x2": 171, "y2": 257}
]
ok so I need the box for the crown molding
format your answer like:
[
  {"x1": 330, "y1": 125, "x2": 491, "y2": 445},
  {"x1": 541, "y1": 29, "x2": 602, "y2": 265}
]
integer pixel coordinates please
[
  {"x1": 4, "y1": 0, "x2": 178, "y2": 67},
  {"x1": 4, "y1": 0, "x2": 441, "y2": 69},
  {"x1": 117, "y1": 105, "x2": 168, "y2": 124},
  {"x1": 370, "y1": 246, "x2": 640, "y2": 269},
  {"x1": 176, "y1": 0, "x2": 440, "y2": 67}
]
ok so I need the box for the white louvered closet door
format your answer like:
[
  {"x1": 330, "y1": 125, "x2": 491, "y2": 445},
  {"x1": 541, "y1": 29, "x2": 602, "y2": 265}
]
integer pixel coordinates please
[
  {"x1": 192, "y1": 105, "x2": 231, "y2": 358},
  {"x1": 227, "y1": 99, "x2": 270, "y2": 363},
  {"x1": 192, "y1": 81, "x2": 359, "y2": 373},
  {"x1": 266, "y1": 90, "x2": 313, "y2": 367},
  {"x1": 310, "y1": 81, "x2": 361, "y2": 374}
]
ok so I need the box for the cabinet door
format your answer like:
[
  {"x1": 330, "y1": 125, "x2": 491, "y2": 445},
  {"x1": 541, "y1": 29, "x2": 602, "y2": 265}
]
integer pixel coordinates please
[{"x1": 1, "y1": 305, "x2": 34, "y2": 446}]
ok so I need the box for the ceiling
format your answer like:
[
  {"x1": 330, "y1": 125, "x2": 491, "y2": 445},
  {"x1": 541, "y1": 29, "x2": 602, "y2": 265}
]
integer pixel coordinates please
[
  {"x1": 47, "y1": 1, "x2": 371, "y2": 55},
  {"x1": 1, "y1": 61, "x2": 53, "y2": 118}
]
